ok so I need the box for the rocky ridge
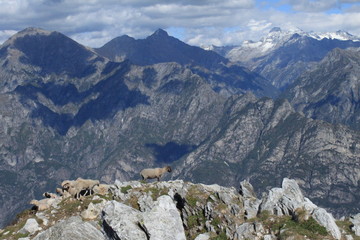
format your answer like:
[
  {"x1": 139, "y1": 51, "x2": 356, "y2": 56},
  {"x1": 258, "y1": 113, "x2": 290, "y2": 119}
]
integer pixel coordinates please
[
  {"x1": 95, "y1": 28, "x2": 279, "y2": 98},
  {"x1": 1, "y1": 178, "x2": 360, "y2": 240}
]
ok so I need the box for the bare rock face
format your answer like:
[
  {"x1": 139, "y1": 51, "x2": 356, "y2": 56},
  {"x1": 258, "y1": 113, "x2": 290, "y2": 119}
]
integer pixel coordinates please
[
  {"x1": 258, "y1": 178, "x2": 342, "y2": 239},
  {"x1": 102, "y1": 196, "x2": 186, "y2": 240},
  {"x1": 312, "y1": 208, "x2": 342, "y2": 240},
  {"x1": 239, "y1": 180, "x2": 261, "y2": 219},
  {"x1": 142, "y1": 195, "x2": 186, "y2": 240},
  {"x1": 33, "y1": 216, "x2": 105, "y2": 240},
  {"x1": 284, "y1": 47, "x2": 360, "y2": 131},
  {"x1": 102, "y1": 201, "x2": 147, "y2": 240},
  {"x1": 350, "y1": 213, "x2": 360, "y2": 236},
  {"x1": 234, "y1": 222, "x2": 265, "y2": 240},
  {"x1": 19, "y1": 218, "x2": 41, "y2": 236},
  {"x1": 260, "y1": 178, "x2": 311, "y2": 216}
]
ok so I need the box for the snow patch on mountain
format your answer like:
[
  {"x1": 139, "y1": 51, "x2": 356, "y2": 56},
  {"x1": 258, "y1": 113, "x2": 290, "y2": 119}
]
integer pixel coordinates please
[{"x1": 204, "y1": 28, "x2": 360, "y2": 64}]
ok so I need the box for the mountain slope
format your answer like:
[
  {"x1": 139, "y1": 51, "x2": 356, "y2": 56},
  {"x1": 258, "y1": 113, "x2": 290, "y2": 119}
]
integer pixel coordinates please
[
  {"x1": 222, "y1": 28, "x2": 360, "y2": 90},
  {"x1": 283, "y1": 47, "x2": 360, "y2": 131},
  {"x1": 0, "y1": 28, "x2": 359, "y2": 228},
  {"x1": 95, "y1": 29, "x2": 279, "y2": 98},
  {"x1": 172, "y1": 94, "x2": 360, "y2": 217}
]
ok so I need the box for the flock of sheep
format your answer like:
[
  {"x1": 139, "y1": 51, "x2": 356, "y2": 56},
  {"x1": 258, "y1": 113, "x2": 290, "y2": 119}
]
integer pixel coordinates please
[{"x1": 30, "y1": 166, "x2": 172, "y2": 211}]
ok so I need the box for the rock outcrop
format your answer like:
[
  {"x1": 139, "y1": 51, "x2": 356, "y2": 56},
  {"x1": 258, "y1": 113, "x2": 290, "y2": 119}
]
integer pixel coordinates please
[
  {"x1": 1, "y1": 178, "x2": 360, "y2": 240},
  {"x1": 33, "y1": 216, "x2": 105, "y2": 240},
  {"x1": 350, "y1": 213, "x2": 360, "y2": 236}
]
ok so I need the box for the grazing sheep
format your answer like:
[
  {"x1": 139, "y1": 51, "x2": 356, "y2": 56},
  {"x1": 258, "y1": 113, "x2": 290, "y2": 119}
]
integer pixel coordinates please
[
  {"x1": 56, "y1": 187, "x2": 71, "y2": 198},
  {"x1": 61, "y1": 178, "x2": 100, "y2": 199},
  {"x1": 140, "y1": 166, "x2": 172, "y2": 182},
  {"x1": 30, "y1": 198, "x2": 56, "y2": 211},
  {"x1": 43, "y1": 192, "x2": 58, "y2": 199}
]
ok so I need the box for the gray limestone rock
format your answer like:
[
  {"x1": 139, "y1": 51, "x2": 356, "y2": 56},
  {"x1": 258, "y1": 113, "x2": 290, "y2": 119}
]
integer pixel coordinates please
[
  {"x1": 259, "y1": 178, "x2": 313, "y2": 216},
  {"x1": 102, "y1": 201, "x2": 147, "y2": 240},
  {"x1": 102, "y1": 196, "x2": 185, "y2": 240},
  {"x1": 234, "y1": 222, "x2": 265, "y2": 240},
  {"x1": 350, "y1": 213, "x2": 360, "y2": 236},
  {"x1": 33, "y1": 216, "x2": 104, "y2": 240},
  {"x1": 138, "y1": 193, "x2": 154, "y2": 212},
  {"x1": 312, "y1": 207, "x2": 341, "y2": 240},
  {"x1": 19, "y1": 218, "x2": 41, "y2": 235},
  {"x1": 81, "y1": 201, "x2": 106, "y2": 220},
  {"x1": 240, "y1": 180, "x2": 261, "y2": 219},
  {"x1": 142, "y1": 195, "x2": 186, "y2": 240},
  {"x1": 194, "y1": 233, "x2": 210, "y2": 240}
]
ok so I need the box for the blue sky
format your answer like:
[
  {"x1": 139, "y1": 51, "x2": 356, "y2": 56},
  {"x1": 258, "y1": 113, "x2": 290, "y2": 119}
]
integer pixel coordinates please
[{"x1": 0, "y1": 0, "x2": 359, "y2": 47}]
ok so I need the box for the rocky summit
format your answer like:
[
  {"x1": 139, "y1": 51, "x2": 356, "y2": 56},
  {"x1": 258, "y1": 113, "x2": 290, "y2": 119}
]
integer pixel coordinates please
[{"x1": 0, "y1": 178, "x2": 360, "y2": 240}]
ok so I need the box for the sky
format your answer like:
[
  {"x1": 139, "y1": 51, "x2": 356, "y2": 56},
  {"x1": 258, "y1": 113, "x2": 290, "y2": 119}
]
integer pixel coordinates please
[{"x1": 0, "y1": 0, "x2": 360, "y2": 47}]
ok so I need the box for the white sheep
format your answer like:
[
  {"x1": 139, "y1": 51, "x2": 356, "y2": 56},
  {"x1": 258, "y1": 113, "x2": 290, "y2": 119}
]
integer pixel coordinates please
[
  {"x1": 140, "y1": 166, "x2": 172, "y2": 182},
  {"x1": 43, "y1": 192, "x2": 58, "y2": 199},
  {"x1": 61, "y1": 178, "x2": 100, "y2": 199},
  {"x1": 30, "y1": 198, "x2": 56, "y2": 211}
]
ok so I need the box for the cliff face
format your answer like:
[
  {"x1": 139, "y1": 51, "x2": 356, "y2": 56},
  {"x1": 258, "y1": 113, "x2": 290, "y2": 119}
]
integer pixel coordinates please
[
  {"x1": 0, "y1": 28, "x2": 360, "y2": 229},
  {"x1": 283, "y1": 47, "x2": 360, "y2": 131},
  {"x1": 172, "y1": 95, "x2": 360, "y2": 217},
  {"x1": 1, "y1": 178, "x2": 359, "y2": 240}
]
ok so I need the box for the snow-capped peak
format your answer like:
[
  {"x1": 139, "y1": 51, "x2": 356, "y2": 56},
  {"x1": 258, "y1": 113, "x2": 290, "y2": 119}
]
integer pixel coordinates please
[
  {"x1": 225, "y1": 27, "x2": 360, "y2": 63},
  {"x1": 309, "y1": 30, "x2": 360, "y2": 42}
]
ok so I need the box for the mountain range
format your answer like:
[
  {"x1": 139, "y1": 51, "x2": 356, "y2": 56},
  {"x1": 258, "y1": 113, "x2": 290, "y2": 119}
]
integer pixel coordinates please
[
  {"x1": 0, "y1": 27, "x2": 359, "y2": 228},
  {"x1": 210, "y1": 27, "x2": 360, "y2": 90}
]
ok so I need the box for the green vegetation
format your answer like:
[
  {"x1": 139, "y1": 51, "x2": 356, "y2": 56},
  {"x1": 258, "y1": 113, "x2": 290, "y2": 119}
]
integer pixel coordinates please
[
  {"x1": 120, "y1": 185, "x2": 132, "y2": 194},
  {"x1": 143, "y1": 187, "x2": 169, "y2": 200},
  {"x1": 212, "y1": 231, "x2": 227, "y2": 240},
  {"x1": 336, "y1": 220, "x2": 360, "y2": 240},
  {"x1": 0, "y1": 209, "x2": 37, "y2": 240},
  {"x1": 185, "y1": 185, "x2": 210, "y2": 207},
  {"x1": 126, "y1": 195, "x2": 140, "y2": 210},
  {"x1": 187, "y1": 214, "x2": 205, "y2": 229}
]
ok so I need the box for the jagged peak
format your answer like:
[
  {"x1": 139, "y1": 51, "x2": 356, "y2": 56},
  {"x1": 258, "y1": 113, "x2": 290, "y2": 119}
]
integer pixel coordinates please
[{"x1": 149, "y1": 28, "x2": 169, "y2": 38}]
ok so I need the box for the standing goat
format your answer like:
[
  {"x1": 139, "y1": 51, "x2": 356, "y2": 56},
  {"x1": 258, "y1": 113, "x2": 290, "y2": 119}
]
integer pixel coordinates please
[{"x1": 140, "y1": 166, "x2": 172, "y2": 182}]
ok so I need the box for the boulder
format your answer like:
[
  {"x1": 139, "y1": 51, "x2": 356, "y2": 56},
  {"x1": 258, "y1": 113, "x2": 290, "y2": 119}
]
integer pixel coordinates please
[
  {"x1": 33, "y1": 216, "x2": 104, "y2": 240},
  {"x1": 102, "y1": 201, "x2": 147, "y2": 240},
  {"x1": 259, "y1": 178, "x2": 314, "y2": 216},
  {"x1": 19, "y1": 218, "x2": 41, "y2": 235},
  {"x1": 142, "y1": 195, "x2": 186, "y2": 240},
  {"x1": 312, "y1": 207, "x2": 341, "y2": 240},
  {"x1": 194, "y1": 233, "x2": 210, "y2": 240},
  {"x1": 234, "y1": 222, "x2": 265, "y2": 240},
  {"x1": 81, "y1": 201, "x2": 106, "y2": 220},
  {"x1": 239, "y1": 180, "x2": 261, "y2": 219},
  {"x1": 350, "y1": 213, "x2": 360, "y2": 236}
]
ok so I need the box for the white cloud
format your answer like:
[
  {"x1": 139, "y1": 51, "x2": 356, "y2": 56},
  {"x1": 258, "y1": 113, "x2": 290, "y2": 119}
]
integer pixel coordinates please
[
  {"x1": 0, "y1": 0, "x2": 359, "y2": 47},
  {"x1": 0, "y1": 30, "x2": 18, "y2": 44},
  {"x1": 281, "y1": 0, "x2": 338, "y2": 12}
]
